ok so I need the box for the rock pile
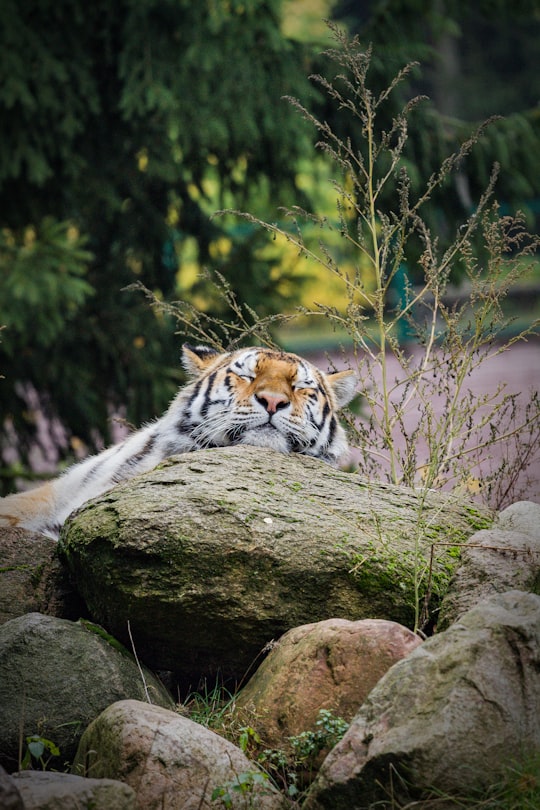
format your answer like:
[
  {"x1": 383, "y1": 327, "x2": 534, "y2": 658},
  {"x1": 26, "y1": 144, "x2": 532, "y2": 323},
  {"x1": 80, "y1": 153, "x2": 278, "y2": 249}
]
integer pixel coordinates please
[{"x1": 1, "y1": 448, "x2": 538, "y2": 809}]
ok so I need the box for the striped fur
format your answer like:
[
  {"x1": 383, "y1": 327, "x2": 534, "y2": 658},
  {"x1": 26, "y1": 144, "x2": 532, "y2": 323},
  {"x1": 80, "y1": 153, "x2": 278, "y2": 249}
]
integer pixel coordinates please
[{"x1": 0, "y1": 344, "x2": 357, "y2": 539}]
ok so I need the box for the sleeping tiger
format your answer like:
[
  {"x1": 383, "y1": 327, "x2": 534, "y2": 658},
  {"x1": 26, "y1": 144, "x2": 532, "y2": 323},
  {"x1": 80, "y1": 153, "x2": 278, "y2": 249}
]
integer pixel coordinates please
[{"x1": 0, "y1": 344, "x2": 357, "y2": 540}]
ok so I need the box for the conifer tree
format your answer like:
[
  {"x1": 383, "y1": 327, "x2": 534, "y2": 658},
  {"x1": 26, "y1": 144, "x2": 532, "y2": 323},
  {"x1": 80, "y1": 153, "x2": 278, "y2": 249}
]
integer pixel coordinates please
[
  {"x1": 0, "y1": 0, "x2": 313, "y2": 486},
  {"x1": 331, "y1": 0, "x2": 540, "y2": 271}
]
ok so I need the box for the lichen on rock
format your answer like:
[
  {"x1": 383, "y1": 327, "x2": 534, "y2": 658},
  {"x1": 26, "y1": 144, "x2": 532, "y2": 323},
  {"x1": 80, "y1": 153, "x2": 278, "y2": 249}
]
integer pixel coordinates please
[{"x1": 60, "y1": 446, "x2": 492, "y2": 688}]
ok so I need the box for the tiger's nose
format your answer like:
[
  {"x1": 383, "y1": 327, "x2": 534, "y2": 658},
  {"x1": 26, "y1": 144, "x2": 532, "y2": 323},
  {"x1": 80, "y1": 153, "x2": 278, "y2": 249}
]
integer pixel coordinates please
[{"x1": 255, "y1": 393, "x2": 290, "y2": 414}]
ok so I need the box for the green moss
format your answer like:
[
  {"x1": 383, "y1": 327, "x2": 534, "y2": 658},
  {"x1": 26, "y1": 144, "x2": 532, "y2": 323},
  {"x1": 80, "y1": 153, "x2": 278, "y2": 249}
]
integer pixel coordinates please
[
  {"x1": 30, "y1": 562, "x2": 46, "y2": 588},
  {"x1": 74, "y1": 718, "x2": 125, "y2": 779},
  {"x1": 346, "y1": 520, "x2": 472, "y2": 628},
  {"x1": 78, "y1": 619, "x2": 132, "y2": 657},
  {"x1": 530, "y1": 571, "x2": 540, "y2": 596},
  {"x1": 0, "y1": 564, "x2": 34, "y2": 573}
]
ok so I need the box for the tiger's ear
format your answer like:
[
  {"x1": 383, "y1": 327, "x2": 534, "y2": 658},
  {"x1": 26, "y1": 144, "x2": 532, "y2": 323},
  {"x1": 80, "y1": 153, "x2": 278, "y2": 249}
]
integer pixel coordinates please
[
  {"x1": 326, "y1": 369, "x2": 357, "y2": 408},
  {"x1": 182, "y1": 344, "x2": 224, "y2": 378}
]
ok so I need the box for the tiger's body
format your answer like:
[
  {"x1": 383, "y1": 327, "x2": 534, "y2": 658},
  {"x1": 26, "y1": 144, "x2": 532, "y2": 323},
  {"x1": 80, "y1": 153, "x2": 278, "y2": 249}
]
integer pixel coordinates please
[{"x1": 0, "y1": 344, "x2": 356, "y2": 540}]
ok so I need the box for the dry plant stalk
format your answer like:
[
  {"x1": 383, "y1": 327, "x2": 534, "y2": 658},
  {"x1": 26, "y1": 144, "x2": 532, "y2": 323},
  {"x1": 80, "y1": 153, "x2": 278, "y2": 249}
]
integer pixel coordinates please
[
  {"x1": 130, "y1": 28, "x2": 540, "y2": 631},
  {"x1": 135, "y1": 26, "x2": 538, "y2": 514},
  {"x1": 216, "y1": 25, "x2": 540, "y2": 511}
]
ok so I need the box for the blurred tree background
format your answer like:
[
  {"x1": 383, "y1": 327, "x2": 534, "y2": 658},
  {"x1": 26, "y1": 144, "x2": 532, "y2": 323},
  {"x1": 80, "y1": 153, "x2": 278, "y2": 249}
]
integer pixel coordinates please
[
  {"x1": 1, "y1": 0, "x2": 539, "y2": 489},
  {"x1": 330, "y1": 0, "x2": 540, "y2": 263}
]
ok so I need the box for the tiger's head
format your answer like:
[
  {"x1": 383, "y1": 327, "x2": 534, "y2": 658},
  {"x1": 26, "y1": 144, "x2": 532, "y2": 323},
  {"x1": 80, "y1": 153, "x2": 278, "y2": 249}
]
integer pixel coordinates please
[{"x1": 177, "y1": 344, "x2": 357, "y2": 465}]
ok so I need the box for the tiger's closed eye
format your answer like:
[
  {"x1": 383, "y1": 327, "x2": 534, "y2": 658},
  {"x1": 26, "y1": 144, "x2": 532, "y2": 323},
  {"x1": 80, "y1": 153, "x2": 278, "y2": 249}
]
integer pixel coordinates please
[
  {"x1": 233, "y1": 371, "x2": 255, "y2": 382},
  {"x1": 2, "y1": 344, "x2": 356, "y2": 541}
]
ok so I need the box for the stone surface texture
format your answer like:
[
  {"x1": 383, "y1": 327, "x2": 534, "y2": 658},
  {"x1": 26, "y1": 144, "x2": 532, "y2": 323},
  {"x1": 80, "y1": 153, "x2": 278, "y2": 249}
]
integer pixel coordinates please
[
  {"x1": 59, "y1": 446, "x2": 491, "y2": 686},
  {"x1": 497, "y1": 500, "x2": 540, "y2": 537},
  {"x1": 438, "y1": 500, "x2": 540, "y2": 629},
  {"x1": 73, "y1": 699, "x2": 286, "y2": 810},
  {"x1": 11, "y1": 771, "x2": 136, "y2": 810},
  {"x1": 0, "y1": 528, "x2": 84, "y2": 625},
  {"x1": 304, "y1": 591, "x2": 540, "y2": 809},
  {"x1": 0, "y1": 765, "x2": 24, "y2": 810},
  {"x1": 235, "y1": 618, "x2": 422, "y2": 749},
  {"x1": 0, "y1": 613, "x2": 173, "y2": 772}
]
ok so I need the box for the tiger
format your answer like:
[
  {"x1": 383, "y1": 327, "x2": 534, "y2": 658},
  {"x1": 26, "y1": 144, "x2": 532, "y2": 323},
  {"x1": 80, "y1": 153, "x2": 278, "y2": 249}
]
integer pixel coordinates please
[{"x1": 0, "y1": 343, "x2": 357, "y2": 540}]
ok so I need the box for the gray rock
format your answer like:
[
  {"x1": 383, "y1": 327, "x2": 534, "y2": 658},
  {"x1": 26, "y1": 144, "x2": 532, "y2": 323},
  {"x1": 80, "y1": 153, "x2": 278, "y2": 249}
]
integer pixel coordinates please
[
  {"x1": 438, "y1": 526, "x2": 540, "y2": 628},
  {"x1": 72, "y1": 699, "x2": 286, "y2": 809},
  {"x1": 0, "y1": 528, "x2": 83, "y2": 625},
  {"x1": 304, "y1": 591, "x2": 540, "y2": 809},
  {"x1": 59, "y1": 446, "x2": 491, "y2": 687},
  {"x1": 0, "y1": 766, "x2": 24, "y2": 810},
  {"x1": 497, "y1": 500, "x2": 540, "y2": 538},
  {"x1": 0, "y1": 613, "x2": 173, "y2": 772},
  {"x1": 12, "y1": 771, "x2": 135, "y2": 810}
]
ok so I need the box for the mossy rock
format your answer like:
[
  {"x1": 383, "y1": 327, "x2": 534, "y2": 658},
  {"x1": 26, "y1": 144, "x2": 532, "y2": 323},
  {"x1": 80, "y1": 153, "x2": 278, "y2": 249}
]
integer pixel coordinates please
[
  {"x1": 60, "y1": 447, "x2": 492, "y2": 689},
  {"x1": 0, "y1": 613, "x2": 173, "y2": 772}
]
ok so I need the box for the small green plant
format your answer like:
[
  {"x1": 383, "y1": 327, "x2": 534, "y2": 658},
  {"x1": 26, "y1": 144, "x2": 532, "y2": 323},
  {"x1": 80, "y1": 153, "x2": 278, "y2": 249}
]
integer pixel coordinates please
[
  {"x1": 289, "y1": 708, "x2": 349, "y2": 765},
  {"x1": 258, "y1": 747, "x2": 302, "y2": 801},
  {"x1": 183, "y1": 680, "x2": 238, "y2": 731},
  {"x1": 211, "y1": 769, "x2": 272, "y2": 809},
  {"x1": 256, "y1": 709, "x2": 350, "y2": 802},
  {"x1": 20, "y1": 734, "x2": 60, "y2": 770},
  {"x1": 185, "y1": 693, "x2": 350, "y2": 805},
  {"x1": 237, "y1": 725, "x2": 262, "y2": 754}
]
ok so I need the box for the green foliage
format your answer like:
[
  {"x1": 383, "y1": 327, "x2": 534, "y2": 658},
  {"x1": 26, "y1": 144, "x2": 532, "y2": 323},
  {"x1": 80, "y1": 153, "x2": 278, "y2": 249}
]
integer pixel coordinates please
[
  {"x1": 248, "y1": 710, "x2": 350, "y2": 801},
  {"x1": 183, "y1": 681, "x2": 238, "y2": 731},
  {"x1": 0, "y1": 0, "x2": 315, "y2": 489},
  {"x1": 288, "y1": 709, "x2": 349, "y2": 764},
  {"x1": 0, "y1": 219, "x2": 93, "y2": 352},
  {"x1": 20, "y1": 734, "x2": 60, "y2": 771},
  {"x1": 188, "y1": 682, "x2": 540, "y2": 808},
  {"x1": 484, "y1": 752, "x2": 540, "y2": 810},
  {"x1": 238, "y1": 725, "x2": 262, "y2": 754},
  {"x1": 187, "y1": 693, "x2": 350, "y2": 805},
  {"x1": 119, "y1": 1, "x2": 314, "y2": 184},
  {"x1": 211, "y1": 769, "x2": 272, "y2": 809},
  {"x1": 329, "y1": 0, "x2": 540, "y2": 265},
  {"x1": 242, "y1": 709, "x2": 350, "y2": 802}
]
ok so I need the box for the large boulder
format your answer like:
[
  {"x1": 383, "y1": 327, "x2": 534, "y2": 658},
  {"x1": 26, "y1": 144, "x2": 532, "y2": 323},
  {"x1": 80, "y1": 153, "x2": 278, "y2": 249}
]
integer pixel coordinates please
[
  {"x1": 11, "y1": 771, "x2": 135, "y2": 810},
  {"x1": 438, "y1": 521, "x2": 540, "y2": 629},
  {"x1": 0, "y1": 527, "x2": 84, "y2": 625},
  {"x1": 304, "y1": 590, "x2": 540, "y2": 809},
  {"x1": 235, "y1": 618, "x2": 422, "y2": 749},
  {"x1": 0, "y1": 613, "x2": 173, "y2": 772},
  {"x1": 59, "y1": 447, "x2": 491, "y2": 687},
  {"x1": 72, "y1": 699, "x2": 286, "y2": 809}
]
